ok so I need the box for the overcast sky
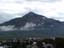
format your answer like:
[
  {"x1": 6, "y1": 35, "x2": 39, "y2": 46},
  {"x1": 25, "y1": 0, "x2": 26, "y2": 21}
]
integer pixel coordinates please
[{"x1": 0, "y1": 0, "x2": 64, "y2": 23}]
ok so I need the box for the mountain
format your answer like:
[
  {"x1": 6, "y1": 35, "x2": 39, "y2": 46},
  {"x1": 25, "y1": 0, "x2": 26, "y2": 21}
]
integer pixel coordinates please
[
  {"x1": 0, "y1": 12, "x2": 64, "y2": 38},
  {"x1": 0, "y1": 12, "x2": 62, "y2": 28},
  {"x1": 0, "y1": 12, "x2": 46, "y2": 27}
]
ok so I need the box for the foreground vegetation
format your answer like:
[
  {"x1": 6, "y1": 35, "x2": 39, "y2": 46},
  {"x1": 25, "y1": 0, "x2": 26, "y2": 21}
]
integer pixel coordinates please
[{"x1": 0, "y1": 37, "x2": 63, "y2": 48}]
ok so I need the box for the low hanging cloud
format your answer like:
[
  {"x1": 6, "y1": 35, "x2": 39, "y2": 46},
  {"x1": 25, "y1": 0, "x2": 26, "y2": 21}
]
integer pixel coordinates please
[
  {"x1": 0, "y1": 25, "x2": 17, "y2": 31},
  {"x1": 0, "y1": 22, "x2": 37, "y2": 31},
  {"x1": 20, "y1": 22, "x2": 36, "y2": 30}
]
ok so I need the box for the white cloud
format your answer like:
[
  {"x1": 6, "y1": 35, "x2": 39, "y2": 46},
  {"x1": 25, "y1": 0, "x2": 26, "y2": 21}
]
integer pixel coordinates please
[
  {"x1": 20, "y1": 22, "x2": 36, "y2": 30},
  {"x1": 0, "y1": 0, "x2": 64, "y2": 23},
  {"x1": 0, "y1": 25, "x2": 17, "y2": 31},
  {"x1": 0, "y1": 22, "x2": 36, "y2": 31},
  {"x1": 0, "y1": 0, "x2": 59, "y2": 3}
]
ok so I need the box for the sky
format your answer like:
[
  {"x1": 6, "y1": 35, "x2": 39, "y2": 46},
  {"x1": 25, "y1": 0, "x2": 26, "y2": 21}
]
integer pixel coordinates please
[{"x1": 0, "y1": 0, "x2": 64, "y2": 23}]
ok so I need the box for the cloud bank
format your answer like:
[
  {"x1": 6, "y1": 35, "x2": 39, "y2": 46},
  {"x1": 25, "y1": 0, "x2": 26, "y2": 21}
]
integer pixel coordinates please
[{"x1": 0, "y1": 22, "x2": 36, "y2": 31}]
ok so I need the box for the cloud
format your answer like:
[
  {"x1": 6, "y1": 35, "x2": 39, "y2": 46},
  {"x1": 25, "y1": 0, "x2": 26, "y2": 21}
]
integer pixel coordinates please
[
  {"x1": 20, "y1": 22, "x2": 36, "y2": 30},
  {"x1": 0, "y1": 0, "x2": 60, "y2": 3},
  {"x1": 27, "y1": 0, "x2": 60, "y2": 2},
  {"x1": 0, "y1": 25, "x2": 17, "y2": 31},
  {"x1": 0, "y1": 22, "x2": 36, "y2": 31}
]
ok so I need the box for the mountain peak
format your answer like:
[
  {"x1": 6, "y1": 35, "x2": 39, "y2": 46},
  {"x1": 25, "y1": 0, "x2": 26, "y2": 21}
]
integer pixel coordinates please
[
  {"x1": 27, "y1": 11, "x2": 36, "y2": 14},
  {"x1": 24, "y1": 11, "x2": 39, "y2": 17},
  {"x1": 22, "y1": 11, "x2": 44, "y2": 21}
]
